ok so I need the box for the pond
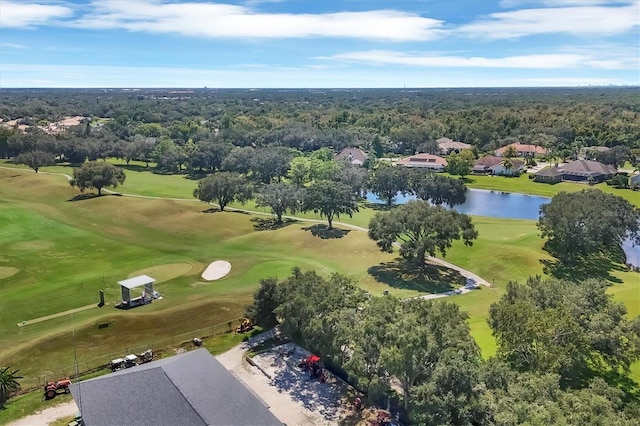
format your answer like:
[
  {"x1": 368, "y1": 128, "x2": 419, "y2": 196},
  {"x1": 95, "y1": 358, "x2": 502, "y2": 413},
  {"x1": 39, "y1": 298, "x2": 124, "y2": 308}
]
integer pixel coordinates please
[{"x1": 365, "y1": 188, "x2": 640, "y2": 268}]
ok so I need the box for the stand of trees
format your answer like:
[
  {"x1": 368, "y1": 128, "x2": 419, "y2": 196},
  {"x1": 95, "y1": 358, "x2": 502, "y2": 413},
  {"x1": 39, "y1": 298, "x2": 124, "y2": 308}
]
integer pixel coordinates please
[
  {"x1": 538, "y1": 190, "x2": 640, "y2": 265},
  {"x1": 2, "y1": 87, "x2": 638, "y2": 176},
  {"x1": 246, "y1": 269, "x2": 640, "y2": 424}
]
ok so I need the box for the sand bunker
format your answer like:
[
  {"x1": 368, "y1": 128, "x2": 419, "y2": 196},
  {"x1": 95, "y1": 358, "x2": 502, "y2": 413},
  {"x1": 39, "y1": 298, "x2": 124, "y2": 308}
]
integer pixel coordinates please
[
  {"x1": 0, "y1": 266, "x2": 19, "y2": 280},
  {"x1": 202, "y1": 261, "x2": 232, "y2": 281}
]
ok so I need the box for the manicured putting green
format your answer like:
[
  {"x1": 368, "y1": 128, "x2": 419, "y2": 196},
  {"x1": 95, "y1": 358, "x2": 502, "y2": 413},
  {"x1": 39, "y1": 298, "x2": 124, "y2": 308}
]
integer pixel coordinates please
[{"x1": 128, "y1": 262, "x2": 198, "y2": 283}]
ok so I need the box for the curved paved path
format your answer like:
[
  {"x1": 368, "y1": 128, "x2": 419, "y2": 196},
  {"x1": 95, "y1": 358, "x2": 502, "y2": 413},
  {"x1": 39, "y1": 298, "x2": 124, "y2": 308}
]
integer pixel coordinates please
[{"x1": 1, "y1": 166, "x2": 491, "y2": 298}]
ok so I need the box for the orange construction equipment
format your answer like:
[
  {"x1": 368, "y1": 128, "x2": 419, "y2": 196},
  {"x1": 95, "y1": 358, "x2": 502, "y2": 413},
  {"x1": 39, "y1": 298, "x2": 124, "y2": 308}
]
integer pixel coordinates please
[
  {"x1": 43, "y1": 379, "x2": 71, "y2": 400},
  {"x1": 236, "y1": 318, "x2": 253, "y2": 333}
]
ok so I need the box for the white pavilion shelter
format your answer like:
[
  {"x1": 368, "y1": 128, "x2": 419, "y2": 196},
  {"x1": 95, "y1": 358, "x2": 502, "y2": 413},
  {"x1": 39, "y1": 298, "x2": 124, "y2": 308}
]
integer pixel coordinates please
[{"x1": 117, "y1": 275, "x2": 156, "y2": 308}]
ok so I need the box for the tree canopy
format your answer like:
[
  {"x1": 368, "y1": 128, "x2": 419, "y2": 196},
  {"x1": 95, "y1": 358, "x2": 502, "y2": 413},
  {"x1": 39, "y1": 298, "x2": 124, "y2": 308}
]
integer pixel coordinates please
[
  {"x1": 302, "y1": 180, "x2": 359, "y2": 229},
  {"x1": 246, "y1": 268, "x2": 640, "y2": 424},
  {"x1": 255, "y1": 182, "x2": 301, "y2": 223},
  {"x1": 368, "y1": 200, "x2": 478, "y2": 267},
  {"x1": 489, "y1": 276, "x2": 640, "y2": 383},
  {"x1": 446, "y1": 149, "x2": 475, "y2": 178},
  {"x1": 14, "y1": 150, "x2": 54, "y2": 173},
  {"x1": 538, "y1": 190, "x2": 640, "y2": 265},
  {"x1": 369, "y1": 164, "x2": 408, "y2": 207},
  {"x1": 193, "y1": 172, "x2": 253, "y2": 211},
  {"x1": 409, "y1": 171, "x2": 468, "y2": 206},
  {"x1": 70, "y1": 161, "x2": 126, "y2": 195}
]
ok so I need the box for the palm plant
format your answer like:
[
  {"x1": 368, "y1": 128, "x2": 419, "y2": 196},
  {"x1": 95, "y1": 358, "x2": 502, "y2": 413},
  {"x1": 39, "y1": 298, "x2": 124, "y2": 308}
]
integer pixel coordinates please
[
  {"x1": 503, "y1": 145, "x2": 517, "y2": 159},
  {"x1": 0, "y1": 366, "x2": 22, "y2": 408},
  {"x1": 501, "y1": 157, "x2": 514, "y2": 175}
]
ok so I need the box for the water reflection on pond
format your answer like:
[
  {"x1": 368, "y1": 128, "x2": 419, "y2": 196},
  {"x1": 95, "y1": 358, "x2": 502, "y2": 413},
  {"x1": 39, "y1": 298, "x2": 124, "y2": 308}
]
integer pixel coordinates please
[{"x1": 364, "y1": 188, "x2": 640, "y2": 268}]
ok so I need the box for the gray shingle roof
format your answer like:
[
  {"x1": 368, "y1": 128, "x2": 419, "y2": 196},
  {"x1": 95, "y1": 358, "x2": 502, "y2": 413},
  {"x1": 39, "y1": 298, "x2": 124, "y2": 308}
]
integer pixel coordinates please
[
  {"x1": 558, "y1": 160, "x2": 616, "y2": 176},
  {"x1": 71, "y1": 348, "x2": 282, "y2": 426}
]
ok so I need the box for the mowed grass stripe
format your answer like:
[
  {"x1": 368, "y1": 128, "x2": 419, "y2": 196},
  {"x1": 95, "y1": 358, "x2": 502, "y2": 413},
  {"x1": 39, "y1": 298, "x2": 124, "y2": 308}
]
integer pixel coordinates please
[{"x1": 18, "y1": 303, "x2": 98, "y2": 327}]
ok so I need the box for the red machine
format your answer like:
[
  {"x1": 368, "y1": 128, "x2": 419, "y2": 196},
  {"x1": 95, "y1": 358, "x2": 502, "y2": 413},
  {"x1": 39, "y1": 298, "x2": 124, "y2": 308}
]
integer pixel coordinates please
[
  {"x1": 43, "y1": 379, "x2": 71, "y2": 400},
  {"x1": 298, "y1": 354, "x2": 326, "y2": 381}
]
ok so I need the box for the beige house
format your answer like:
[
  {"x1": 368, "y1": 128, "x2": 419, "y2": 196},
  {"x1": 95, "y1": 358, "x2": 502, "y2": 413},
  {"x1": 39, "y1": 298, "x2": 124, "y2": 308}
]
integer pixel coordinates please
[
  {"x1": 495, "y1": 143, "x2": 548, "y2": 158},
  {"x1": 437, "y1": 138, "x2": 471, "y2": 155},
  {"x1": 396, "y1": 153, "x2": 447, "y2": 171}
]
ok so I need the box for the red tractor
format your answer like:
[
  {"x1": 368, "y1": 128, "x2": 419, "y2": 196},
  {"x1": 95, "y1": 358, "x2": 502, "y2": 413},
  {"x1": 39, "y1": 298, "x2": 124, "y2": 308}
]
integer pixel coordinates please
[{"x1": 43, "y1": 379, "x2": 71, "y2": 400}]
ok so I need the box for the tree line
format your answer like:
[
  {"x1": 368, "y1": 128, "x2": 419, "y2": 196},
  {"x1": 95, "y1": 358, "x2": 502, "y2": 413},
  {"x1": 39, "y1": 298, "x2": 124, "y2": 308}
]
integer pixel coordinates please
[
  {"x1": 246, "y1": 269, "x2": 640, "y2": 425},
  {"x1": 1, "y1": 87, "x2": 638, "y2": 167}
]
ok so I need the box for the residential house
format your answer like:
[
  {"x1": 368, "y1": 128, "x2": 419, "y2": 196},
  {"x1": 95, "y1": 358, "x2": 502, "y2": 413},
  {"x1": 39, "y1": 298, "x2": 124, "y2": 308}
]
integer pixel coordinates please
[
  {"x1": 335, "y1": 148, "x2": 367, "y2": 166},
  {"x1": 495, "y1": 143, "x2": 548, "y2": 158},
  {"x1": 534, "y1": 160, "x2": 617, "y2": 184},
  {"x1": 472, "y1": 156, "x2": 524, "y2": 176},
  {"x1": 70, "y1": 348, "x2": 282, "y2": 426},
  {"x1": 437, "y1": 137, "x2": 471, "y2": 155},
  {"x1": 630, "y1": 174, "x2": 640, "y2": 190},
  {"x1": 533, "y1": 167, "x2": 563, "y2": 184},
  {"x1": 396, "y1": 153, "x2": 447, "y2": 171}
]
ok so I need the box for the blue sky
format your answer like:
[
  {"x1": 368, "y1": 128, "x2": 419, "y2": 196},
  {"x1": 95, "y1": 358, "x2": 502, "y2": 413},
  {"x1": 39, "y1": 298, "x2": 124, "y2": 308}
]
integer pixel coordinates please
[{"x1": 0, "y1": 0, "x2": 638, "y2": 87}]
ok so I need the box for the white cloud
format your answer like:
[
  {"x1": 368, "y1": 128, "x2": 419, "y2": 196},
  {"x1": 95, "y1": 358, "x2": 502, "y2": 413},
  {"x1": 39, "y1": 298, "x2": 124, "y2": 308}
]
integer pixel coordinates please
[
  {"x1": 1, "y1": 42, "x2": 28, "y2": 49},
  {"x1": 0, "y1": 1, "x2": 73, "y2": 28},
  {"x1": 1, "y1": 63, "x2": 635, "y2": 87},
  {"x1": 68, "y1": 0, "x2": 443, "y2": 41},
  {"x1": 499, "y1": 0, "x2": 628, "y2": 7},
  {"x1": 459, "y1": 3, "x2": 639, "y2": 38},
  {"x1": 323, "y1": 50, "x2": 634, "y2": 69}
]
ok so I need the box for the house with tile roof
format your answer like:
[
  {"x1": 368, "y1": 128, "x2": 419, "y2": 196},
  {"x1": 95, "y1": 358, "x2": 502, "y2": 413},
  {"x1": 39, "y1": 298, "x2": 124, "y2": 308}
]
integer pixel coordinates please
[
  {"x1": 495, "y1": 143, "x2": 548, "y2": 158},
  {"x1": 472, "y1": 156, "x2": 524, "y2": 176},
  {"x1": 396, "y1": 153, "x2": 447, "y2": 171},
  {"x1": 437, "y1": 137, "x2": 472, "y2": 155}
]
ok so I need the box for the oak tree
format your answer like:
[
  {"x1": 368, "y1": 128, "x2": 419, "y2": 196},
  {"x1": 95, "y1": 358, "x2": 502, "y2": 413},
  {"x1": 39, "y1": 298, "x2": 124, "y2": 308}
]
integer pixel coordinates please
[
  {"x1": 70, "y1": 161, "x2": 125, "y2": 195},
  {"x1": 193, "y1": 172, "x2": 253, "y2": 211},
  {"x1": 302, "y1": 180, "x2": 359, "y2": 229},
  {"x1": 368, "y1": 200, "x2": 478, "y2": 267},
  {"x1": 255, "y1": 182, "x2": 302, "y2": 223}
]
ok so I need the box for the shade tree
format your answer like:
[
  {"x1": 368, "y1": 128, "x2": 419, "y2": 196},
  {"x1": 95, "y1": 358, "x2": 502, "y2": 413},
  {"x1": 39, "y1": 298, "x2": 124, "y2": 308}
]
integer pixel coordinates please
[
  {"x1": 368, "y1": 200, "x2": 478, "y2": 267},
  {"x1": 488, "y1": 276, "x2": 640, "y2": 381},
  {"x1": 408, "y1": 171, "x2": 467, "y2": 206},
  {"x1": 446, "y1": 149, "x2": 476, "y2": 178},
  {"x1": 14, "y1": 150, "x2": 55, "y2": 173},
  {"x1": 193, "y1": 172, "x2": 253, "y2": 212},
  {"x1": 302, "y1": 180, "x2": 359, "y2": 229},
  {"x1": 250, "y1": 147, "x2": 292, "y2": 183},
  {"x1": 70, "y1": 161, "x2": 126, "y2": 195},
  {"x1": 538, "y1": 189, "x2": 640, "y2": 265},
  {"x1": 369, "y1": 164, "x2": 408, "y2": 207},
  {"x1": 255, "y1": 182, "x2": 302, "y2": 223}
]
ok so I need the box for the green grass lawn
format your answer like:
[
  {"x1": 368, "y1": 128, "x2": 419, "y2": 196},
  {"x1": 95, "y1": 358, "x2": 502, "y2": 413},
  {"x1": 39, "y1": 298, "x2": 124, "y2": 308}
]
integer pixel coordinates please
[
  {"x1": 444, "y1": 172, "x2": 640, "y2": 207},
  {"x1": 1, "y1": 161, "x2": 638, "y2": 397}
]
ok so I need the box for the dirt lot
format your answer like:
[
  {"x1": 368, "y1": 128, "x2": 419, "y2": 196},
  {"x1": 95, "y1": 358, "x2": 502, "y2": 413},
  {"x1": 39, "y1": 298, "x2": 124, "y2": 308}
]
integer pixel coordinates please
[{"x1": 216, "y1": 331, "x2": 351, "y2": 425}]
